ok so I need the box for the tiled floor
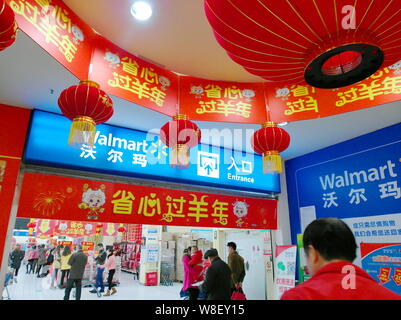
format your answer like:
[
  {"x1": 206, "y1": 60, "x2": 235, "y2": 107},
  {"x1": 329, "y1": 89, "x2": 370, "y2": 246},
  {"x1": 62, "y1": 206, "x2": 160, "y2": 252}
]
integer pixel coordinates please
[{"x1": 3, "y1": 270, "x2": 183, "y2": 300}]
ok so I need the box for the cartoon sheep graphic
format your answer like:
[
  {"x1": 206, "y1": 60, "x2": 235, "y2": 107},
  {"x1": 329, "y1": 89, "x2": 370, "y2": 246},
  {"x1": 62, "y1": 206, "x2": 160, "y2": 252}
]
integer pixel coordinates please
[
  {"x1": 159, "y1": 76, "x2": 171, "y2": 91},
  {"x1": 388, "y1": 60, "x2": 401, "y2": 75},
  {"x1": 78, "y1": 184, "x2": 106, "y2": 220},
  {"x1": 71, "y1": 25, "x2": 84, "y2": 44},
  {"x1": 104, "y1": 51, "x2": 121, "y2": 69},
  {"x1": 233, "y1": 201, "x2": 249, "y2": 227},
  {"x1": 276, "y1": 87, "x2": 290, "y2": 100},
  {"x1": 190, "y1": 85, "x2": 204, "y2": 99},
  {"x1": 242, "y1": 89, "x2": 256, "y2": 102}
]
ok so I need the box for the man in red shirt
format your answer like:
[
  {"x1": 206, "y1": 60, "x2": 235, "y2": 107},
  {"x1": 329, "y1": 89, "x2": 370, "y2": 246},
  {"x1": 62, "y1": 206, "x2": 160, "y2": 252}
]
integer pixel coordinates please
[{"x1": 281, "y1": 218, "x2": 401, "y2": 300}]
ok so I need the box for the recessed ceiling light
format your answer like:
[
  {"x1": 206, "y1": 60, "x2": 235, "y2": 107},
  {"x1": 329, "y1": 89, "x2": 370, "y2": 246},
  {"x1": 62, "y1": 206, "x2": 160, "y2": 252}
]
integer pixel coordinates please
[
  {"x1": 131, "y1": 1, "x2": 152, "y2": 21},
  {"x1": 278, "y1": 122, "x2": 288, "y2": 126}
]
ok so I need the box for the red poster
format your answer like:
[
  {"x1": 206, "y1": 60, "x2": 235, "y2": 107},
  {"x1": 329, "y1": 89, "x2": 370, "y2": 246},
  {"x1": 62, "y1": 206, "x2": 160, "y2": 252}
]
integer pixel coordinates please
[
  {"x1": 180, "y1": 76, "x2": 267, "y2": 124},
  {"x1": 267, "y1": 66, "x2": 401, "y2": 123},
  {"x1": 89, "y1": 36, "x2": 178, "y2": 116},
  {"x1": 17, "y1": 172, "x2": 277, "y2": 230},
  {"x1": 81, "y1": 241, "x2": 94, "y2": 253},
  {"x1": 124, "y1": 224, "x2": 142, "y2": 243},
  {"x1": 7, "y1": 0, "x2": 95, "y2": 79},
  {"x1": 57, "y1": 241, "x2": 72, "y2": 247},
  {"x1": 56, "y1": 220, "x2": 98, "y2": 238}
]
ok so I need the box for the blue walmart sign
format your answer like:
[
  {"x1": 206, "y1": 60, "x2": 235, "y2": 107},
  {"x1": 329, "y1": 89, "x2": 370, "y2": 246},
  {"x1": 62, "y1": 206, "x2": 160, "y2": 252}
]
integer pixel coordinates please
[
  {"x1": 286, "y1": 122, "x2": 401, "y2": 244},
  {"x1": 24, "y1": 110, "x2": 280, "y2": 193}
]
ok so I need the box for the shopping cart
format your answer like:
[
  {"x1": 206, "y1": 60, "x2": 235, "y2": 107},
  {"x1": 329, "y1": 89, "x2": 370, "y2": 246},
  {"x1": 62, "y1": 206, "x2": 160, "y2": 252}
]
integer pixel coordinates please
[
  {"x1": 3, "y1": 271, "x2": 13, "y2": 300},
  {"x1": 160, "y1": 262, "x2": 174, "y2": 286}
]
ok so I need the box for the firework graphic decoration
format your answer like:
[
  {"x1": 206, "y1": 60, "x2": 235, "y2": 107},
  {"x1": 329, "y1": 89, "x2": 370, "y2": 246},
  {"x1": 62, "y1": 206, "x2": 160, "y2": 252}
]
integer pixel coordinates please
[{"x1": 33, "y1": 191, "x2": 66, "y2": 217}]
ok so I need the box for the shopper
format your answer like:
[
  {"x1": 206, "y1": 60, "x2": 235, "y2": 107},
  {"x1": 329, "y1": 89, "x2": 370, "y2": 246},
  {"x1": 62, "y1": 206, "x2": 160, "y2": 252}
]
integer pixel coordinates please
[
  {"x1": 200, "y1": 248, "x2": 232, "y2": 300},
  {"x1": 23, "y1": 246, "x2": 31, "y2": 274},
  {"x1": 90, "y1": 243, "x2": 107, "y2": 294},
  {"x1": 36, "y1": 245, "x2": 47, "y2": 277},
  {"x1": 281, "y1": 218, "x2": 401, "y2": 300},
  {"x1": 227, "y1": 242, "x2": 246, "y2": 292},
  {"x1": 187, "y1": 246, "x2": 204, "y2": 300},
  {"x1": 103, "y1": 249, "x2": 117, "y2": 296},
  {"x1": 10, "y1": 246, "x2": 24, "y2": 283},
  {"x1": 114, "y1": 249, "x2": 122, "y2": 284},
  {"x1": 28, "y1": 245, "x2": 39, "y2": 274},
  {"x1": 64, "y1": 245, "x2": 88, "y2": 300},
  {"x1": 59, "y1": 245, "x2": 72, "y2": 288},
  {"x1": 181, "y1": 248, "x2": 192, "y2": 298},
  {"x1": 51, "y1": 245, "x2": 62, "y2": 289}
]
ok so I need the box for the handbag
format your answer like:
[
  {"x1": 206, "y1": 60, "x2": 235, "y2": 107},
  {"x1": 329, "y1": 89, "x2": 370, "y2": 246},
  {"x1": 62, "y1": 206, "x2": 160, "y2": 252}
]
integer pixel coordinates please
[{"x1": 231, "y1": 287, "x2": 247, "y2": 300}]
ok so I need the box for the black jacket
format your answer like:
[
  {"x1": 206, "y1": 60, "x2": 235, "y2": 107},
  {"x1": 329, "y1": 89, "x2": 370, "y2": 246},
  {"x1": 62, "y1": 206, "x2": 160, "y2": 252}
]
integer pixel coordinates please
[
  {"x1": 10, "y1": 250, "x2": 24, "y2": 269},
  {"x1": 68, "y1": 250, "x2": 88, "y2": 280},
  {"x1": 95, "y1": 250, "x2": 106, "y2": 266},
  {"x1": 200, "y1": 257, "x2": 232, "y2": 300}
]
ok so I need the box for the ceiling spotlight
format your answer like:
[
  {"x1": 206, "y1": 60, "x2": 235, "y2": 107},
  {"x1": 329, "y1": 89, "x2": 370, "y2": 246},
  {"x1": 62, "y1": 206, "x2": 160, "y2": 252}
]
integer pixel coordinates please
[
  {"x1": 131, "y1": 1, "x2": 152, "y2": 21},
  {"x1": 278, "y1": 122, "x2": 288, "y2": 127}
]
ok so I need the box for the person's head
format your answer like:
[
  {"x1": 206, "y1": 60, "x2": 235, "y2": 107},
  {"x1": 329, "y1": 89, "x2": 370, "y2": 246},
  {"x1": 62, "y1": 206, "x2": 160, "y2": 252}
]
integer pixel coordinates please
[
  {"x1": 204, "y1": 248, "x2": 219, "y2": 263},
  {"x1": 227, "y1": 242, "x2": 237, "y2": 254},
  {"x1": 107, "y1": 249, "x2": 114, "y2": 258},
  {"x1": 13, "y1": 246, "x2": 20, "y2": 253},
  {"x1": 77, "y1": 245, "x2": 83, "y2": 252},
  {"x1": 97, "y1": 243, "x2": 104, "y2": 251},
  {"x1": 303, "y1": 218, "x2": 357, "y2": 276},
  {"x1": 62, "y1": 245, "x2": 71, "y2": 256},
  {"x1": 191, "y1": 246, "x2": 198, "y2": 254}
]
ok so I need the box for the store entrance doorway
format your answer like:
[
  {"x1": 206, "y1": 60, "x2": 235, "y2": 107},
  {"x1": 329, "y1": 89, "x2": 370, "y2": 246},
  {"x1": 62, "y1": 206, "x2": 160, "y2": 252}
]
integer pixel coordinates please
[{"x1": 224, "y1": 230, "x2": 266, "y2": 300}]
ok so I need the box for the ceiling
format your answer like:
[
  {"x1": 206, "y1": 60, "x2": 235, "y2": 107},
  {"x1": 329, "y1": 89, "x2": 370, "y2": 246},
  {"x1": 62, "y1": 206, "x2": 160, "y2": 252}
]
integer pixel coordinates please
[{"x1": 0, "y1": 2, "x2": 401, "y2": 161}]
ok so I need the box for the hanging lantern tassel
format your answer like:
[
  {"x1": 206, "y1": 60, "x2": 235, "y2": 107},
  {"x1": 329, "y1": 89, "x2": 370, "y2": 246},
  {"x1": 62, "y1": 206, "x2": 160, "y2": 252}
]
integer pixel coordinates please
[
  {"x1": 68, "y1": 116, "x2": 96, "y2": 148},
  {"x1": 263, "y1": 151, "x2": 282, "y2": 174},
  {"x1": 171, "y1": 144, "x2": 190, "y2": 168}
]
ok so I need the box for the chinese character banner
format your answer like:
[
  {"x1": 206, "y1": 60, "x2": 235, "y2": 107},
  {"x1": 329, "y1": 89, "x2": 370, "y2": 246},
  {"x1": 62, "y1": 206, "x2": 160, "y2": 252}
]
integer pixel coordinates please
[
  {"x1": 17, "y1": 172, "x2": 278, "y2": 229},
  {"x1": 89, "y1": 36, "x2": 179, "y2": 116},
  {"x1": 361, "y1": 243, "x2": 401, "y2": 296},
  {"x1": 7, "y1": 0, "x2": 95, "y2": 79},
  {"x1": 267, "y1": 67, "x2": 401, "y2": 123},
  {"x1": 179, "y1": 76, "x2": 267, "y2": 123},
  {"x1": 8, "y1": 0, "x2": 401, "y2": 124}
]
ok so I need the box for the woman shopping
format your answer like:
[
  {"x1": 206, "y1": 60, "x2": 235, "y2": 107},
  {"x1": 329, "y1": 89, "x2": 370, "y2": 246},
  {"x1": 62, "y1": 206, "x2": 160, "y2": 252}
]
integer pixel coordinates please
[
  {"x1": 103, "y1": 249, "x2": 117, "y2": 296},
  {"x1": 59, "y1": 246, "x2": 72, "y2": 288}
]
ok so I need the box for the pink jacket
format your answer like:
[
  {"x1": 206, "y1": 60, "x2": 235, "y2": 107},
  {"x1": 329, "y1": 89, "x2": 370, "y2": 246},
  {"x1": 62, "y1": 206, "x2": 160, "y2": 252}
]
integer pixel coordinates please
[
  {"x1": 29, "y1": 250, "x2": 39, "y2": 260},
  {"x1": 105, "y1": 255, "x2": 116, "y2": 270}
]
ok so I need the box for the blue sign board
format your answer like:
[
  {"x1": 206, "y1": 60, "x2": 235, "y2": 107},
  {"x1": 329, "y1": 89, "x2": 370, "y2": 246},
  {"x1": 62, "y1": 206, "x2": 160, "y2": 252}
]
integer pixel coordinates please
[
  {"x1": 24, "y1": 110, "x2": 279, "y2": 193},
  {"x1": 362, "y1": 244, "x2": 401, "y2": 296},
  {"x1": 286, "y1": 122, "x2": 401, "y2": 244},
  {"x1": 13, "y1": 231, "x2": 29, "y2": 237}
]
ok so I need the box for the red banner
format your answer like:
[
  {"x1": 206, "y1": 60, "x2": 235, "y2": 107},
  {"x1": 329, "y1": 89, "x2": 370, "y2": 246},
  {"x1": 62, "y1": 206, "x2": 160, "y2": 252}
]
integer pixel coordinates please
[
  {"x1": 267, "y1": 66, "x2": 401, "y2": 123},
  {"x1": 180, "y1": 76, "x2": 267, "y2": 124},
  {"x1": 7, "y1": 0, "x2": 401, "y2": 124},
  {"x1": 57, "y1": 241, "x2": 72, "y2": 247},
  {"x1": 123, "y1": 224, "x2": 142, "y2": 243},
  {"x1": 17, "y1": 172, "x2": 277, "y2": 229},
  {"x1": 89, "y1": 36, "x2": 178, "y2": 116},
  {"x1": 7, "y1": 0, "x2": 95, "y2": 79}
]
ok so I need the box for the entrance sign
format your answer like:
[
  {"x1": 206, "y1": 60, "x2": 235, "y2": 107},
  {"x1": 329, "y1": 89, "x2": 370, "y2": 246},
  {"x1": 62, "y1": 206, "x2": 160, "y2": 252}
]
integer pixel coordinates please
[{"x1": 24, "y1": 110, "x2": 280, "y2": 193}]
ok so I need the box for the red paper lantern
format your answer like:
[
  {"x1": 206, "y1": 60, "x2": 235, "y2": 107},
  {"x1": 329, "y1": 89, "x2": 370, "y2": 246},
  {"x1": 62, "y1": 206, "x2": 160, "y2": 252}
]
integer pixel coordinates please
[
  {"x1": 204, "y1": 0, "x2": 401, "y2": 88},
  {"x1": 159, "y1": 114, "x2": 201, "y2": 168},
  {"x1": 27, "y1": 222, "x2": 36, "y2": 229},
  {"x1": 58, "y1": 80, "x2": 114, "y2": 148},
  {"x1": 118, "y1": 227, "x2": 126, "y2": 233},
  {"x1": 251, "y1": 122, "x2": 290, "y2": 174},
  {"x1": 0, "y1": 0, "x2": 18, "y2": 52}
]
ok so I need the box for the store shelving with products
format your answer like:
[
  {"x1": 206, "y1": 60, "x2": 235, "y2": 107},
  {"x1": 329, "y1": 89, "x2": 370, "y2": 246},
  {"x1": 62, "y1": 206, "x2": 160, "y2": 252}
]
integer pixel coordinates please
[{"x1": 121, "y1": 241, "x2": 141, "y2": 276}]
